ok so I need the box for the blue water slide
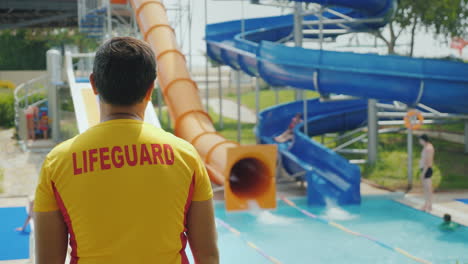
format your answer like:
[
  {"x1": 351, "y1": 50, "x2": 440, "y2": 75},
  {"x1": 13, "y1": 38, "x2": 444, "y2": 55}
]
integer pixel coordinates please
[
  {"x1": 205, "y1": 0, "x2": 468, "y2": 205},
  {"x1": 258, "y1": 99, "x2": 368, "y2": 205}
]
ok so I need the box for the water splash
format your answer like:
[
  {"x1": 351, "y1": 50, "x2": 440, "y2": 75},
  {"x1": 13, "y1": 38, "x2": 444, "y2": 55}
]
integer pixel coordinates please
[
  {"x1": 322, "y1": 198, "x2": 358, "y2": 221},
  {"x1": 247, "y1": 200, "x2": 262, "y2": 213},
  {"x1": 247, "y1": 200, "x2": 295, "y2": 225},
  {"x1": 257, "y1": 211, "x2": 295, "y2": 225}
]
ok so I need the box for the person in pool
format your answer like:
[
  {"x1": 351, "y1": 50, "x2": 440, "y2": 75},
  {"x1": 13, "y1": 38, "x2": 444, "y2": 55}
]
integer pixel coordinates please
[
  {"x1": 439, "y1": 214, "x2": 459, "y2": 231},
  {"x1": 274, "y1": 113, "x2": 303, "y2": 143},
  {"x1": 419, "y1": 134, "x2": 435, "y2": 212}
]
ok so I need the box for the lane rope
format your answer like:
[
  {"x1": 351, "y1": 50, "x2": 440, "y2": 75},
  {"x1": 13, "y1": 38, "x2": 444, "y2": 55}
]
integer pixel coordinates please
[
  {"x1": 216, "y1": 218, "x2": 282, "y2": 264},
  {"x1": 280, "y1": 196, "x2": 432, "y2": 264}
]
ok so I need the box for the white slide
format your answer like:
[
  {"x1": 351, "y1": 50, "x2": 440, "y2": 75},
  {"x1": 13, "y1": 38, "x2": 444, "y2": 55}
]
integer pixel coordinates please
[{"x1": 65, "y1": 52, "x2": 161, "y2": 133}]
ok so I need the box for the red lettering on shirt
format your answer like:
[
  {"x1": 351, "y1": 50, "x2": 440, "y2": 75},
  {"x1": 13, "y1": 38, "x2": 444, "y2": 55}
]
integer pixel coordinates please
[
  {"x1": 72, "y1": 143, "x2": 177, "y2": 174},
  {"x1": 83, "y1": 150, "x2": 88, "y2": 173},
  {"x1": 124, "y1": 144, "x2": 138, "y2": 166},
  {"x1": 151, "y1": 144, "x2": 165, "y2": 165},
  {"x1": 140, "y1": 144, "x2": 153, "y2": 165},
  {"x1": 89, "y1": 149, "x2": 98, "y2": 172},
  {"x1": 99, "y1": 147, "x2": 111, "y2": 170},
  {"x1": 163, "y1": 144, "x2": 174, "y2": 165},
  {"x1": 72, "y1": 152, "x2": 82, "y2": 175},
  {"x1": 111, "y1": 146, "x2": 124, "y2": 168}
]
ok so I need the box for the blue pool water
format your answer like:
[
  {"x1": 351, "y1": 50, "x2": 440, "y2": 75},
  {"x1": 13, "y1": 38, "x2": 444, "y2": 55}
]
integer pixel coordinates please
[{"x1": 190, "y1": 197, "x2": 468, "y2": 264}]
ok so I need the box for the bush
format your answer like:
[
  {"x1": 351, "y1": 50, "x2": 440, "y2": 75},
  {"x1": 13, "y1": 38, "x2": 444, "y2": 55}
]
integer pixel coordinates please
[
  {"x1": 0, "y1": 93, "x2": 15, "y2": 128},
  {"x1": 18, "y1": 93, "x2": 46, "y2": 108}
]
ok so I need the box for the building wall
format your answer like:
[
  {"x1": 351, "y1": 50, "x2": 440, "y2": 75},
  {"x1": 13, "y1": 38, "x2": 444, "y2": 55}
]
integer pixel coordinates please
[{"x1": 0, "y1": 71, "x2": 47, "y2": 87}]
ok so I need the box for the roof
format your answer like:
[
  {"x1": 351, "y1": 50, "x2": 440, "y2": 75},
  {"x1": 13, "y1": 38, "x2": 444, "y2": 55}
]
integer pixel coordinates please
[{"x1": 0, "y1": 0, "x2": 78, "y2": 30}]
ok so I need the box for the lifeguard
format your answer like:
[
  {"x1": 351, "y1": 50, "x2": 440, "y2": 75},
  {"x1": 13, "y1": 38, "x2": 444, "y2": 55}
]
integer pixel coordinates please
[{"x1": 34, "y1": 37, "x2": 219, "y2": 264}]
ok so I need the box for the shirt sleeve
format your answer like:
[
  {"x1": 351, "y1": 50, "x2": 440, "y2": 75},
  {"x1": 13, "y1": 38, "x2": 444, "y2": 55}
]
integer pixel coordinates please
[
  {"x1": 191, "y1": 153, "x2": 214, "y2": 202},
  {"x1": 34, "y1": 157, "x2": 59, "y2": 212}
]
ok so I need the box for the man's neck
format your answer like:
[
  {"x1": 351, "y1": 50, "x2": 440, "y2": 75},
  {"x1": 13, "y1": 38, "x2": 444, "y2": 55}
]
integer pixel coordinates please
[
  {"x1": 99, "y1": 101, "x2": 146, "y2": 123},
  {"x1": 101, "y1": 112, "x2": 143, "y2": 122}
]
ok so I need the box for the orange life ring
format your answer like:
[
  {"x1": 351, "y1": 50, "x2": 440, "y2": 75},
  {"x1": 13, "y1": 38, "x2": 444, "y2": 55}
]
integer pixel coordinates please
[{"x1": 404, "y1": 110, "x2": 424, "y2": 130}]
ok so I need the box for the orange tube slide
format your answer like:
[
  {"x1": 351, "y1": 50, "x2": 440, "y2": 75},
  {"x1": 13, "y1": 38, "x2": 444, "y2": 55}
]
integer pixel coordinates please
[{"x1": 130, "y1": 0, "x2": 277, "y2": 210}]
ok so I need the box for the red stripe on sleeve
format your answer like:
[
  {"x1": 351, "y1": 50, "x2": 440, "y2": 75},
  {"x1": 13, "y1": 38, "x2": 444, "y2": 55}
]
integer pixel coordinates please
[
  {"x1": 180, "y1": 173, "x2": 195, "y2": 264},
  {"x1": 52, "y1": 181, "x2": 79, "y2": 264}
]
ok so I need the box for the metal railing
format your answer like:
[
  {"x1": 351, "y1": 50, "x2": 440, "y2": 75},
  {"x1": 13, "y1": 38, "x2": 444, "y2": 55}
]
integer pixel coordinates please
[{"x1": 14, "y1": 74, "x2": 50, "y2": 143}]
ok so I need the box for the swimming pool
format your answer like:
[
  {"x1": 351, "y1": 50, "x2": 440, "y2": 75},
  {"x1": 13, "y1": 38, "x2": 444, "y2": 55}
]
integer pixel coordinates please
[{"x1": 189, "y1": 197, "x2": 468, "y2": 264}]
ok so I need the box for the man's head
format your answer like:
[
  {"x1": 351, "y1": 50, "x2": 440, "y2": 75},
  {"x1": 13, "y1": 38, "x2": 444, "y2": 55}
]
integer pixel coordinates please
[
  {"x1": 444, "y1": 214, "x2": 451, "y2": 223},
  {"x1": 90, "y1": 37, "x2": 156, "y2": 106},
  {"x1": 295, "y1": 113, "x2": 302, "y2": 119},
  {"x1": 419, "y1": 134, "x2": 430, "y2": 146}
]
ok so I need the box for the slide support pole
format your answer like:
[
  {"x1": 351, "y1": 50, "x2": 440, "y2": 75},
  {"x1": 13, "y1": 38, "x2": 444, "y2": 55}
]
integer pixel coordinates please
[
  {"x1": 274, "y1": 87, "x2": 279, "y2": 105},
  {"x1": 106, "y1": 0, "x2": 112, "y2": 40},
  {"x1": 218, "y1": 66, "x2": 223, "y2": 129},
  {"x1": 204, "y1": 0, "x2": 209, "y2": 111},
  {"x1": 294, "y1": 1, "x2": 308, "y2": 135},
  {"x1": 464, "y1": 120, "x2": 468, "y2": 154},
  {"x1": 293, "y1": 2, "x2": 303, "y2": 101},
  {"x1": 237, "y1": 70, "x2": 242, "y2": 143},
  {"x1": 241, "y1": 0, "x2": 245, "y2": 37},
  {"x1": 367, "y1": 99, "x2": 378, "y2": 164},
  {"x1": 255, "y1": 76, "x2": 260, "y2": 123},
  {"x1": 157, "y1": 84, "x2": 162, "y2": 121},
  {"x1": 303, "y1": 96, "x2": 308, "y2": 137},
  {"x1": 46, "y1": 49, "x2": 61, "y2": 143},
  {"x1": 407, "y1": 128, "x2": 413, "y2": 190},
  {"x1": 319, "y1": 7, "x2": 324, "y2": 50},
  {"x1": 188, "y1": 0, "x2": 192, "y2": 71}
]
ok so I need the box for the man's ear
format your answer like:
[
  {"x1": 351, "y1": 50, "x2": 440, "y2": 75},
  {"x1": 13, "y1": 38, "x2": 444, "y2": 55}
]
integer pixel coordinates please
[
  {"x1": 144, "y1": 82, "x2": 155, "y2": 102},
  {"x1": 90, "y1": 73, "x2": 98, "y2": 95}
]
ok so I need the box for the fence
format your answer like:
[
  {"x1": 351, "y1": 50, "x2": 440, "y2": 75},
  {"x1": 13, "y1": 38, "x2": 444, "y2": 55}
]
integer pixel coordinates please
[{"x1": 14, "y1": 74, "x2": 49, "y2": 144}]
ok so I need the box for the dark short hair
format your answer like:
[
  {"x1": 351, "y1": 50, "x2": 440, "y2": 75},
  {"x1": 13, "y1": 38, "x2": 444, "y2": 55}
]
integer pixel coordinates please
[
  {"x1": 92, "y1": 37, "x2": 156, "y2": 106},
  {"x1": 444, "y1": 214, "x2": 451, "y2": 222},
  {"x1": 419, "y1": 134, "x2": 430, "y2": 142}
]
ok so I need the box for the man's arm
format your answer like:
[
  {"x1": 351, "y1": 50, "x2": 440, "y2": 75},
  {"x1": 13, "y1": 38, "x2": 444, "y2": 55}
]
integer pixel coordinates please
[
  {"x1": 187, "y1": 199, "x2": 219, "y2": 264},
  {"x1": 35, "y1": 211, "x2": 68, "y2": 264}
]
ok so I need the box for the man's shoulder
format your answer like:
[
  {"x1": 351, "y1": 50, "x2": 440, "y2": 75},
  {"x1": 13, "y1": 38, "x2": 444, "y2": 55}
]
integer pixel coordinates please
[
  {"x1": 46, "y1": 136, "x2": 79, "y2": 159},
  {"x1": 141, "y1": 124, "x2": 197, "y2": 153},
  {"x1": 161, "y1": 131, "x2": 198, "y2": 155}
]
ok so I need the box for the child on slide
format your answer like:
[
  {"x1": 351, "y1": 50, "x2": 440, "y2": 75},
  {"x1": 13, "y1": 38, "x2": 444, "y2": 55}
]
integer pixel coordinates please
[{"x1": 274, "y1": 113, "x2": 303, "y2": 143}]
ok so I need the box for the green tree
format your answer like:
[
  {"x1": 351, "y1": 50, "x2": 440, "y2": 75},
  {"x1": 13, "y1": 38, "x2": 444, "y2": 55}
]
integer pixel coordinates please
[
  {"x1": 374, "y1": 0, "x2": 468, "y2": 56},
  {"x1": 0, "y1": 30, "x2": 49, "y2": 70},
  {"x1": 0, "y1": 28, "x2": 98, "y2": 70}
]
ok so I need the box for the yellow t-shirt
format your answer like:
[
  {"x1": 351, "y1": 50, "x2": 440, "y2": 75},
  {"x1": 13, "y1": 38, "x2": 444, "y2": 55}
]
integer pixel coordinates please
[{"x1": 34, "y1": 119, "x2": 213, "y2": 264}]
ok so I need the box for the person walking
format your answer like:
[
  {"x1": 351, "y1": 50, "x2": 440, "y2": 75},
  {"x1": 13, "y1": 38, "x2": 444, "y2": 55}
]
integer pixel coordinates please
[
  {"x1": 34, "y1": 37, "x2": 219, "y2": 264},
  {"x1": 419, "y1": 134, "x2": 435, "y2": 212}
]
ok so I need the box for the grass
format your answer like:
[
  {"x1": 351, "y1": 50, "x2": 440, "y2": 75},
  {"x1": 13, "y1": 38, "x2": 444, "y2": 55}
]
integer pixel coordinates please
[
  {"x1": 158, "y1": 108, "x2": 257, "y2": 145},
  {"x1": 339, "y1": 133, "x2": 468, "y2": 191},
  {"x1": 426, "y1": 121, "x2": 465, "y2": 134},
  {"x1": 210, "y1": 110, "x2": 257, "y2": 145},
  {"x1": 0, "y1": 87, "x2": 13, "y2": 95},
  {"x1": 227, "y1": 89, "x2": 319, "y2": 111}
]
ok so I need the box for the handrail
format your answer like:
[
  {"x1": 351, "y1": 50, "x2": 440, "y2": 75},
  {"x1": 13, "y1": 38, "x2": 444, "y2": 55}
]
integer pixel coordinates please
[
  {"x1": 14, "y1": 74, "x2": 50, "y2": 145},
  {"x1": 14, "y1": 74, "x2": 49, "y2": 103}
]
